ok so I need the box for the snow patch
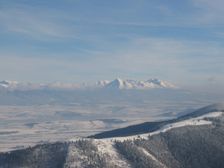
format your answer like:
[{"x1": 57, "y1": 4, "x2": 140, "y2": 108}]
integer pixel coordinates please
[
  {"x1": 138, "y1": 147, "x2": 167, "y2": 168},
  {"x1": 93, "y1": 139, "x2": 131, "y2": 168},
  {"x1": 64, "y1": 144, "x2": 87, "y2": 168}
]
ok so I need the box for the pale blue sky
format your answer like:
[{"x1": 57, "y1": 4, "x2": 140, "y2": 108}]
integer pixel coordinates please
[{"x1": 0, "y1": 0, "x2": 224, "y2": 89}]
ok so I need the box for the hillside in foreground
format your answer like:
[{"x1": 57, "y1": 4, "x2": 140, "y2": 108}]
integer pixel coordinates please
[{"x1": 0, "y1": 104, "x2": 224, "y2": 168}]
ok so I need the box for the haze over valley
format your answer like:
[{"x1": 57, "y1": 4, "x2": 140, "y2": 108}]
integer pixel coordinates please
[
  {"x1": 1, "y1": 0, "x2": 224, "y2": 167},
  {"x1": 0, "y1": 78, "x2": 223, "y2": 152}
]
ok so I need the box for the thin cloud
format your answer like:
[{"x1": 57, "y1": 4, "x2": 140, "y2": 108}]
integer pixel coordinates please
[
  {"x1": 0, "y1": 37, "x2": 224, "y2": 86},
  {"x1": 0, "y1": 4, "x2": 75, "y2": 40},
  {"x1": 191, "y1": 0, "x2": 224, "y2": 24},
  {"x1": 0, "y1": 0, "x2": 223, "y2": 89}
]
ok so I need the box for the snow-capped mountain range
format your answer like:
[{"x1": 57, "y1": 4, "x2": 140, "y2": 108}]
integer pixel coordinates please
[
  {"x1": 0, "y1": 78, "x2": 176, "y2": 91},
  {"x1": 98, "y1": 78, "x2": 176, "y2": 89},
  {"x1": 0, "y1": 80, "x2": 82, "y2": 91}
]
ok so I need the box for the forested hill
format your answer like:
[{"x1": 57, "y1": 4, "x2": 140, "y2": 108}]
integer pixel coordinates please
[{"x1": 0, "y1": 104, "x2": 224, "y2": 168}]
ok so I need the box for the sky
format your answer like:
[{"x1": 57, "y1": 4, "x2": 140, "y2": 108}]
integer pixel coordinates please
[{"x1": 0, "y1": 0, "x2": 224, "y2": 90}]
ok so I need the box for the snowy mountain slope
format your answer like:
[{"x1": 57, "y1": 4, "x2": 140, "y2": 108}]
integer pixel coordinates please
[
  {"x1": 96, "y1": 80, "x2": 110, "y2": 87},
  {"x1": 91, "y1": 103, "x2": 224, "y2": 139},
  {"x1": 99, "y1": 111, "x2": 222, "y2": 141},
  {"x1": 1, "y1": 104, "x2": 224, "y2": 168}
]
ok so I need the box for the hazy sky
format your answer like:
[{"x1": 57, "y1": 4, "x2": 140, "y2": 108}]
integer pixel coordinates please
[{"x1": 0, "y1": 0, "x2": 224, "y2": 89}]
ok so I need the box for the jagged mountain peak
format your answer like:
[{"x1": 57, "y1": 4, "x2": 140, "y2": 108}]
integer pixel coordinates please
[
  {"x1": 105, "y1": 78, "x2": 132, "y2": 89},
  {"x1": 103, "y1": 78, "x2": 176, "y2": 90},
  {"x1": 96, "y1": 80, "x2": 110, "y2": 87}
]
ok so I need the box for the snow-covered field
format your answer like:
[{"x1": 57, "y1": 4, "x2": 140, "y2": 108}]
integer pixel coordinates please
[{"x1": 0, "y1": 101, "x2": 210, "y2": 152}]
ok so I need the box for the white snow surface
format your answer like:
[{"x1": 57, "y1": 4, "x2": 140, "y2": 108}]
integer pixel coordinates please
[
  {"x1": 93, "y1": 139, "x2": 131, "y2": 167},
  {"x1": 68, "y1": 137, "x2": 131, "y2": 168},
  {"x1": 64, "y1": 144, "x2": 86, "y2": 168},
  {"x1": 100, "y1": 111, "x2": 223, "y2": 141},
  {"x1": 138, "y1": 147, "x2": 167, "y2": 168}
]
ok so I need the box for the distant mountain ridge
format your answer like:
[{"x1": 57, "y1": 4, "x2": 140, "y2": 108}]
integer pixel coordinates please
[
  {"x1": 0, "y1": 78, "x2": 176, "y2": 91},
  {"x1": 102, "y1": 78, "x2": 176, "y2": 89},
  {"x1": 0, "y1": 80, "x2": 81, "y2": 91}
]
